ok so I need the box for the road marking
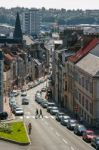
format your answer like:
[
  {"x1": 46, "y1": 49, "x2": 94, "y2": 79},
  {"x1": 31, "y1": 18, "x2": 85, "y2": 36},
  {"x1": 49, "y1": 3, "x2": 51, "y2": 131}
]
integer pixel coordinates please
[
  {"x1": 55, "y1": 132, "x2": 60, "y2": 137},
  {"x1": 50, "y1": 116, "x2": 55, "y2": 119},
  {"x1": 44, "y1": 116, "x2": 49, "y2": 118},
  {"x1": 26, "y1": 112, "x2": 31, "y2": 115},
  {"x1": 71, "y1": 146, "x2": 75, "y2": 150},
  {"x1": 19, "y1": 116, "x2": 23, "y2": 119},
  {"x1": 62, "y1": 138, "x2": 68, "y2": 144},
  {"x1": 32, "y1": 116, "x2": 35, "y2": 119},
  {"x1": 26, "y1": 116, "x2": 30, "y2": 119}
]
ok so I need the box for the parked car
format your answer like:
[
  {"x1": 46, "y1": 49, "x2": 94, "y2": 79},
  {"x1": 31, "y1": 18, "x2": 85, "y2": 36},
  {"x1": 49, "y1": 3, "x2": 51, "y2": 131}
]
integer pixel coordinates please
[
  {"x1": 41, "y1": 100, "x2": 48, "y2": 108},
  {"x1": 22, "y1": 98, "x2": 29, "y2": 105},
  {"x1": 11, "y1": 90, "x2": 19, "y2": 97},
  {"x1": 0, "y1": 112, "x2": 8, "y2": 120},
  {"x1": 91, "y1": 136, "x2": 99, "y2": 149},
  {"x1": 37, "y1": 98, "x2": 45, "y2": 104},
  {"x1": 67, "y1": 119, "x2": 77, "y2": 130},
  {"x1": 9, "y1": 97, "x2": 16, "y2": 106},
  {"x1": 35, "y1": 93, "x2": 41, "y2": 101},
  {"x1": 21, "y1": 91, "x2": 27, "y2": 96},
  {"x1": 55, "y1": 112, "x2": 64, "y2": 122},
  {"x1": 50, "y1": 107, "x2": 59, "y2": 115},
  {"x1": 11, "y1": 105, "x2": 19, "y2": 113},
  {"x1": 47, "y1": 102, "x2": 55, "y2": 112},
  {"x1": 60, "y1": 115, "x2": 70, "y2": 126},
  {"x1": 74, "y1": 124, "x2": 86, "y2": 136},
  {"x1": 41, "y1": 87, "x2": 46, "y2": 92},
  {"x1": 14, "y1": 107, "x2": 24, "y2": 116},
  {"x1": 82, "y1": 130, "x2": 96, "y2": 142}
]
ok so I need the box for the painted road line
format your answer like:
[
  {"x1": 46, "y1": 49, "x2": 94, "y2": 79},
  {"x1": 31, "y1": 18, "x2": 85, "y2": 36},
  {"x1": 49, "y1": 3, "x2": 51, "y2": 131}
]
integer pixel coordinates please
[
  {"x1": 50, "y1": 116, "x2": 55, "y2": 119},
  {"x1": 62, "y1": 138, "x2": 68, "y2": 144},
  {"x1": 19, "y1": 116, "x2": 23, "y2": 119},
  {"x1": 26, "y1": 116, "x2": 30, "y2": 119},
  {"x1": 32, "y1": 116, "x2": 35, "y2": 119},
  {"x1": 71, "y1": 146, "x2": 75, "y2": 150},
  {"x1": 44, "y1": 116, "x2": 49, "y2": 118},
  {"x1": 55, "y1": 132, "x2": 60, "y2": 137}
]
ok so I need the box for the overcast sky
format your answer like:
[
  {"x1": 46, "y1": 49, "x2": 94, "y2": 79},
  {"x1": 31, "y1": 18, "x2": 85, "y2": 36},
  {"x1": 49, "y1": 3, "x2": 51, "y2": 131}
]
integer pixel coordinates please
[{"x1": 0, "y1": 0, "x2": 99, "y2": 10}]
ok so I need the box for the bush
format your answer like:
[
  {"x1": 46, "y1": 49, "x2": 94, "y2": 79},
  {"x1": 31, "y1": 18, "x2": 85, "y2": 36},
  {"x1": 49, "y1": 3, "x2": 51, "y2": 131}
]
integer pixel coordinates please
[{"x1": 0, "y1": 123, "x2": 12, "y2": 134}]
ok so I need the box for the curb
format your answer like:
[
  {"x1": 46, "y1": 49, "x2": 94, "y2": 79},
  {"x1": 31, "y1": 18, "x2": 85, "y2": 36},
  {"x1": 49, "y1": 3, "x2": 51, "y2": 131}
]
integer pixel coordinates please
[
  {"x1": 23, "y1": 122, "x2": 31, "y2": 144},
  {"x1": 0, "y1": 121, "x2": 31, "y2": 145},
  {"x1": 0, "y1": 137, "x2": 30, "y2": 145}
]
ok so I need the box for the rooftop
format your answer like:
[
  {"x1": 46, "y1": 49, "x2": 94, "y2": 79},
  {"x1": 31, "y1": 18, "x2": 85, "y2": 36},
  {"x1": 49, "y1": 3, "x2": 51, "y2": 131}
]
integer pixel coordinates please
[
  {"x1": 76, "y1": 53, "x2": 99, "y2": 76},
  {"x1": 68, "y1": 38, "x2": 99, "y2": 63}
]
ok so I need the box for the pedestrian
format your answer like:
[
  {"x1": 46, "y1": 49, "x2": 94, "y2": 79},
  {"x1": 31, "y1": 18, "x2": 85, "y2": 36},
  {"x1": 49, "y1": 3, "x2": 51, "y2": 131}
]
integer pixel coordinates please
[
  {"x1": 39, "y1": 109, "x2": 43, "y2": 118},
  {"x1": 35, "y1": 108, "x2": 38, "y2": 119},
  {"x1": 28, "y1": 123, "x2": 32, "y2": 135}
]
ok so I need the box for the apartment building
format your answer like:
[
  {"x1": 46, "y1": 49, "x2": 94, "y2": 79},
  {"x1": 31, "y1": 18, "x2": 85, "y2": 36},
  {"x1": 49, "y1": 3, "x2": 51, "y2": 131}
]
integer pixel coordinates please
[
  {"x1": 22, "y1": 9, "x2": 41, "y2": 36},
  {"x1": 68, "y1": 38, "x2": 99, "y2": 126},
  {"x1": 0, "y1": 50, "x2": 4, "y2": 112}
]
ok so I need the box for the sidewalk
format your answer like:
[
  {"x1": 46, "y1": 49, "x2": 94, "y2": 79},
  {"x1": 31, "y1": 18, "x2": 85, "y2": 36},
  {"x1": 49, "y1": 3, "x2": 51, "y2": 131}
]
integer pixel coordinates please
[{"x1": 3, "y1": 95, "x2": 15, "y2": 121}]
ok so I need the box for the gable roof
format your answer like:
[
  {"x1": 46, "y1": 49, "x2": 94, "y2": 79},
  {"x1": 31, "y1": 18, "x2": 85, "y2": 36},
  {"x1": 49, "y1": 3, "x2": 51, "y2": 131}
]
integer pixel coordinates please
[{"x1": 68, "y1": 38, "x2": 99, "y2": 63}]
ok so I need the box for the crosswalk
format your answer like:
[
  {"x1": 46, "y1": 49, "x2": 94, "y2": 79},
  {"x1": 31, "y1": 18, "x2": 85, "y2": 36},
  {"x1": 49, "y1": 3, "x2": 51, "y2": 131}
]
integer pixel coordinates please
[{"x1": 17, "y1": 115, "x2": 55, "y2": 120}]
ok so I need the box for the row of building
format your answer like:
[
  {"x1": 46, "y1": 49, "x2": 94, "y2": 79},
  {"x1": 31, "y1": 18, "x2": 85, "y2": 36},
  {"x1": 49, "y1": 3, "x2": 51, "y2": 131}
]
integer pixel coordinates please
[{"x1": 51, "y1": 28, "x2": 99, "y2": 127}]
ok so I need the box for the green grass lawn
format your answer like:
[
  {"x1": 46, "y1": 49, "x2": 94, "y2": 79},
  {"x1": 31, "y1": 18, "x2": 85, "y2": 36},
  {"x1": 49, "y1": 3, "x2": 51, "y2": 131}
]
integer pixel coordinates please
[{"x1": 0, "y1": 121, "x2": 29, "y2": 143}]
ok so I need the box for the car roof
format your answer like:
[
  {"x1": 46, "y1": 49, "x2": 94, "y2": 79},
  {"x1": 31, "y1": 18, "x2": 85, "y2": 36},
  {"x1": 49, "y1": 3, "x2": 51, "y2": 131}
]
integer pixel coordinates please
[{"x1": 48, "y1": 102, "x2": 55, "y2": 104}]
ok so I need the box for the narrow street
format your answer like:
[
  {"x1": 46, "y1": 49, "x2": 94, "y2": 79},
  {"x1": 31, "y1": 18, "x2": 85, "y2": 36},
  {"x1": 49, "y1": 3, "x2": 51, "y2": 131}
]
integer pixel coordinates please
[
  {"x1": 1, "y1": 81, "x2": 95, "y2": 150},
  {"x1": 16, "y1": 81, "x2": 95, "y2": 150}
]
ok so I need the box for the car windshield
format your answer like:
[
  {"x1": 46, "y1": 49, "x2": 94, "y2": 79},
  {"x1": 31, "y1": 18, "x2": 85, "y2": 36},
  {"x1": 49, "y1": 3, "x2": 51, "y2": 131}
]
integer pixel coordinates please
[
  {"x1": 79, "y1": 125, "x2": 86, "y2": 130},
  {"x1": 58, "y1": 113, "x2": 64, "y2": 116},
  {"x1": 96, "y1": 138, "x2": 99, "y2": 143},
  {"x1": 63, "y1": 116, "x2": 70, "y2": 119},
  {"x1": 52, "y1": 107, "x2": 58, "y2": 110},
  {"x1": 70, "y1": 120, "x2": 76, "y2": 123},
  {"x1": 16, "y1": 108, "x2": 22, "y2": 111}
]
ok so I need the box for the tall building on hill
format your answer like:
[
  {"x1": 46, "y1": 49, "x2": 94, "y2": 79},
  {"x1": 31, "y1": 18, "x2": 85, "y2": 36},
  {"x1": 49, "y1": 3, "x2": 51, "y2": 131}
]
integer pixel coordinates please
[
  {"x1": 13, "y1": 12, "x2": 23, "y2": 41},
  {"x1": 0, "y1": 50, "x2": 4, "y2": 112},
  {"x1": 22, "y1": 9, "x2": 40, "y2": 36}
]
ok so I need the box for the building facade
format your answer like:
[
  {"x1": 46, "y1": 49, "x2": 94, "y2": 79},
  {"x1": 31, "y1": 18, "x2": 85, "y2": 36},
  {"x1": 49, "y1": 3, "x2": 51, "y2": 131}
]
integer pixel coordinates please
[
  {"x1": 22, "y1": 9, "x2": 40, "y2": 36},
  {"x1": 0, "y1": 50, "x2": 4, "y2": 112}
]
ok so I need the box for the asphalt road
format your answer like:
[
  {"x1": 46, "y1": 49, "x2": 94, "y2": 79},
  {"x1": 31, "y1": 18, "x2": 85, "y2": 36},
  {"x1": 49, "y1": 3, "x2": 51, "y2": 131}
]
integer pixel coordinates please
[{"x1": 1, "y1": 81, "x2": 95, "y2": 150}]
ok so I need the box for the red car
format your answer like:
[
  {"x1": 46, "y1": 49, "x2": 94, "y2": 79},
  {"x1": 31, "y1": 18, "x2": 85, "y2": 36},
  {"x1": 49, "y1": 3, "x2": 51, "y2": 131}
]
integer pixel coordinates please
[{"x1": 82, "y1": 130, "x2": 96, "y2": 142}]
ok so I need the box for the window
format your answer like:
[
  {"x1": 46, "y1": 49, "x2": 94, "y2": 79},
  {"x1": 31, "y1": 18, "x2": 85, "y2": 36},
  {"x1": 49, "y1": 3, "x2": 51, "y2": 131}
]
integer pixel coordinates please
[
  {"x1": 82, "y1": 77, "x2": 84, "y2": 87},
  {"x1": 82, "y1": 96, "x2": 84, "y2": 106},
  {"x1": 86, "y1": 99, "x2": 88, "y2": 110},
  {"x1": 65, "y1": 81, "x2": 67, "y2": 91},
  {"x1": 79, "y1": 93, "x2": 81, "y2": 103},
  {"x1": 90, "y1": 103, "x2": 93, "y2": 114},
  {"x1": 85, "y1": 79, "x2": 89, "y2": 90},
  {"x1": 89, "y1": 82, "x2": 93, "y2": 93}
]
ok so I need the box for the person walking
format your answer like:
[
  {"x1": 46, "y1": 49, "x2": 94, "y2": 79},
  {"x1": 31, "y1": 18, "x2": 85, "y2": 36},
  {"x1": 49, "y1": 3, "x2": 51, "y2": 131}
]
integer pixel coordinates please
[
  {"x1": 39, "y1": 109, "x2": 43, "y2": 118},
  {"x1": 35, "y1": 108, "x2": 39, "y2": 119},
  {"x1": 28, "y1": 123, "x2": 32, "y2": 135}
]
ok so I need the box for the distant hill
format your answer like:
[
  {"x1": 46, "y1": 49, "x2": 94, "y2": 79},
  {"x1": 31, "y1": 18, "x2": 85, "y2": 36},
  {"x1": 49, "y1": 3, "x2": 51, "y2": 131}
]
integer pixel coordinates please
[{"x1": 0, "y1": 7, "x2": 99, "y2": 26}]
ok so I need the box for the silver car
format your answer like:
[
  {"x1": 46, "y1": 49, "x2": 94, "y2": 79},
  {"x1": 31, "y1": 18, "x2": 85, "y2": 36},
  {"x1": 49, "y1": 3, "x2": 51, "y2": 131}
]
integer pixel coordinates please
[
  {"x1": 50, "y1": 107, "x2": 59, "y2": 115},
  {"x1": 60, "y1": 115, "x2": 70, "y2": 126}
]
